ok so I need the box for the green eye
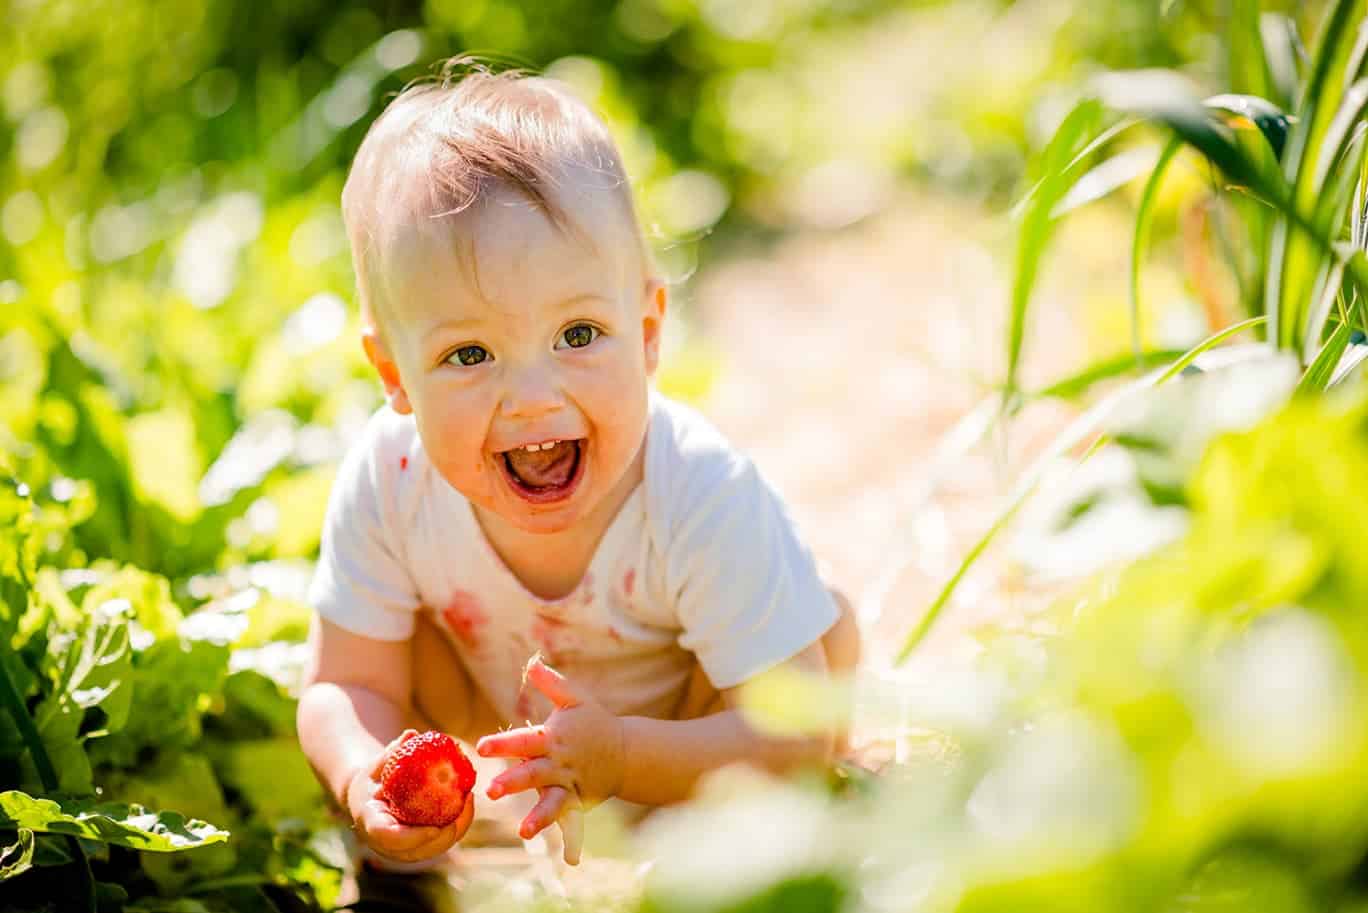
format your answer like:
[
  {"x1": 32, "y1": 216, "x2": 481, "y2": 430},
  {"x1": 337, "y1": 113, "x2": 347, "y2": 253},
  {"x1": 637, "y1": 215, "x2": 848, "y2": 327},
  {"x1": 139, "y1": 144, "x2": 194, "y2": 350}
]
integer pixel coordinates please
[
  {"x1": 561, "y1": 325, "x2": 597, "y2": 349},
  {"x1": 451, "y1": 345, "x2": 489, "y2": 366}
]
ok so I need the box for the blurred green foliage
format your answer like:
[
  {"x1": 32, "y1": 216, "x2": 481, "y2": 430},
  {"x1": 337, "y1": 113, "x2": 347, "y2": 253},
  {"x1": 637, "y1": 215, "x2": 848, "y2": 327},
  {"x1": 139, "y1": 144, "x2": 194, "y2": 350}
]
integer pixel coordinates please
[{"x1": 7, "y1": 0, "x2": 1368, "y2": 910}]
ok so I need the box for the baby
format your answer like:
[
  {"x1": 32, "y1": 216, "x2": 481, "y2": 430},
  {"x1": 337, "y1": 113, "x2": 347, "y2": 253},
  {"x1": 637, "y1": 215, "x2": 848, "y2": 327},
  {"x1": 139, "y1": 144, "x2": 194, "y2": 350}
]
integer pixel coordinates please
[{"x1": 296, "y1": 60, "x2": 860, "y2": 871}]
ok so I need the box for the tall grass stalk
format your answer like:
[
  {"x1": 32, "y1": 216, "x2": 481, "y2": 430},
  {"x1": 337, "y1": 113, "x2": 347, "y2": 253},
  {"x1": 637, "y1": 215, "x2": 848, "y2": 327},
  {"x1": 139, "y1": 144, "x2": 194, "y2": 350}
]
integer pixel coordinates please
[{"x1": 898, "y1": 0, "x2": 1368, "y2": 661}]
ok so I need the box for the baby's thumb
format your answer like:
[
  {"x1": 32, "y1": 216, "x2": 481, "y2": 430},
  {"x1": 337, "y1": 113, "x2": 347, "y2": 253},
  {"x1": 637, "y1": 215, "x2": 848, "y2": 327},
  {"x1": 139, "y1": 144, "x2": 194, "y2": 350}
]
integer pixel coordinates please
[{"x1": 559, "y1": 805, "x2": 583, "y2": 865}]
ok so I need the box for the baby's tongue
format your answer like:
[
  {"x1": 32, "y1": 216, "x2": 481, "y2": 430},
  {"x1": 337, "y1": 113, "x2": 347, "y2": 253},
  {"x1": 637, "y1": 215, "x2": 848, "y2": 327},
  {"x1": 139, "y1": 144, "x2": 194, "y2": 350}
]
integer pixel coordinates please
[{"x1": 505, "y1": 441, "x2": 577, "y2": 488}]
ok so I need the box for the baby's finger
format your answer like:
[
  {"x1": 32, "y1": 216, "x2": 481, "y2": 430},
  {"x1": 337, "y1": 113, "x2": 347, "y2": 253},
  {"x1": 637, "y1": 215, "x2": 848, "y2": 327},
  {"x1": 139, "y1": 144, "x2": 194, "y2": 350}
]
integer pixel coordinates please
[
  {"x1": 369, "y1": 728, "x2": 420, "y2": 778},
  {"x1": 452, "y1": 792, "x2": 476, "y2": 840},
  {"x1": 487, "y1": 758, "x2": 561, "y2": 799},
  {"x1": 477, "y1": 725, "x2": 549, "y2": 759},
  {"x1": 519, "y1": 785, "x2": 572, "y2": 840},
  {"x1": 362, "y1": 801, "x2": 448, "y2": 852},
  {"x1": 559, "y1": 804, "x2": 584, "y2": 866},
  {"x1": 524, "y1": 656, "x2": 584, "y2": 710}
]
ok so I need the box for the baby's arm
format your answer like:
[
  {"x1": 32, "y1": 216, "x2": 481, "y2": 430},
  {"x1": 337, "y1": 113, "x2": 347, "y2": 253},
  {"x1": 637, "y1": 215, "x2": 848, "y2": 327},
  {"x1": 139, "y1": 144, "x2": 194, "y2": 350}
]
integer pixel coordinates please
[
  {"x1": 617, "y1": 640, "x2": 833, "y2": 806},
  {"x1": 297, "y1": 615, "x2": 473, "y2": 863},
  {"x1": 479, "y1": 641, "x2": 835, "y2": 836}
]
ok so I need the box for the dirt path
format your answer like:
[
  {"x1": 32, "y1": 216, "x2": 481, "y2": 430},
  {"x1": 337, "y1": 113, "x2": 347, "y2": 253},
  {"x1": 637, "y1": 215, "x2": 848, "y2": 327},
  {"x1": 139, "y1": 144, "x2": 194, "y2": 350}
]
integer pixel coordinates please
[{"x1": 688, "y1": 190, "x2": 1093, "y2": 669}]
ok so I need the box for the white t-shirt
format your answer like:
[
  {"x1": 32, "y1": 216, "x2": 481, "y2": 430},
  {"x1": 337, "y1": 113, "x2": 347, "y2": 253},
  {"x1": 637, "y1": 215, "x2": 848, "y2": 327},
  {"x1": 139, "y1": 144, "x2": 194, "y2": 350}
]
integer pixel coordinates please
[{"x1": 307, "y1": 392, "x2": 839, "y2": 724}]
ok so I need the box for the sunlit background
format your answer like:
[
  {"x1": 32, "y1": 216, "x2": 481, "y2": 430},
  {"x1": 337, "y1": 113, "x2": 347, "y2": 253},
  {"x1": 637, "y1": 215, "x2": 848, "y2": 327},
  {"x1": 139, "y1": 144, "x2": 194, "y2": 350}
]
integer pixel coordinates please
[{"x1": 12, "y1": 0, "x2": 1368, "y2": 911}]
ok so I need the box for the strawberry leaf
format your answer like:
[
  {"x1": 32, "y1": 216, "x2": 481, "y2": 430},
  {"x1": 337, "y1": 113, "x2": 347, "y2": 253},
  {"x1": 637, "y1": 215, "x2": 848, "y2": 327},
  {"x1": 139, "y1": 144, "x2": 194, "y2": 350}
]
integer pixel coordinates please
[{"x1": 0, "y1": 790, "x2": 228, "y2": 852}]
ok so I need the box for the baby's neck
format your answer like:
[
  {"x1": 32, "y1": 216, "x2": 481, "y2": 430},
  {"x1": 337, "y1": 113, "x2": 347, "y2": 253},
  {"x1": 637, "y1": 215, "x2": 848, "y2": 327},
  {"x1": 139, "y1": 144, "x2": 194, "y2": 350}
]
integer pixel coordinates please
[{"x1": 473, "y1": 444, "x2": 644, "y2": 601}]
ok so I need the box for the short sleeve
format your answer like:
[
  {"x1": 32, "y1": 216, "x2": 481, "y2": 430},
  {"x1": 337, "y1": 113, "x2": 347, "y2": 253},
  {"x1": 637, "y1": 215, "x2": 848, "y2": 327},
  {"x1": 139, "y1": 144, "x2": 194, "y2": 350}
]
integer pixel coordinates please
[
  {"x1": 653, "y1": 402, "x2": 840, "y2": 689},
  {"x1": 306, "y1": 409, "x2": 422, "y2": 641}
]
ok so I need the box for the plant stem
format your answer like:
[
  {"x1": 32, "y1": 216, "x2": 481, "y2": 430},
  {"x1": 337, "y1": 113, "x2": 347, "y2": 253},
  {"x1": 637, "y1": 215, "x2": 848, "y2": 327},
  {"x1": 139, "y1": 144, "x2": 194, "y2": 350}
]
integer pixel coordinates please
[{"x1": 0, "y1": 618, "x2": 96, "y2": 911}]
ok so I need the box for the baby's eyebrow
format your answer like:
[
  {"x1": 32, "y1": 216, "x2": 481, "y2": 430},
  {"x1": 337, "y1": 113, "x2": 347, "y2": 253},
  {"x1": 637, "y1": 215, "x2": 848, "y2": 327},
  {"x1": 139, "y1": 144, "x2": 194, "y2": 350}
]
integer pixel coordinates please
[
  {"x1": 422, "y1": 316, "x2": 483, "y2": 341},
  {"x1": 551, "y1": 292, "x2": 610, "y2": 312}
]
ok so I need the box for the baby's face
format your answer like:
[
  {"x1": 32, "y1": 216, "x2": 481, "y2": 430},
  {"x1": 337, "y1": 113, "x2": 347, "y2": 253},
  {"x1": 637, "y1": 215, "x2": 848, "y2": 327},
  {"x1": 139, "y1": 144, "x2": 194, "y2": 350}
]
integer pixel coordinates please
[{"x1": 372, "y1": 183, "x2": 662, "y2": 537}]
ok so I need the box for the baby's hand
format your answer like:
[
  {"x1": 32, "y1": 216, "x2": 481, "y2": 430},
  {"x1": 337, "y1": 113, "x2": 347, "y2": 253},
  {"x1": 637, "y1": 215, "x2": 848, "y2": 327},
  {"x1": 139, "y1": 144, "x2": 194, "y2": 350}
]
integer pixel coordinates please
[
  {"x1": 346, "y1": 731, "x2": 476, "y2": 865},
  {"x1": 476, "y1": 657, "x2": 626, "y2": 865}
]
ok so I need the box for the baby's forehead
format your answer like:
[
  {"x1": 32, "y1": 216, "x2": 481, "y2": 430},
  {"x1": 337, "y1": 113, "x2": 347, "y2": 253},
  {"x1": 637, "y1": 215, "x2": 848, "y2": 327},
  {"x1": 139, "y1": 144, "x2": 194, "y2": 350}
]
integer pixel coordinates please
[{"x1": 377, "y1": 178, "x2": 637, "y2": 322}]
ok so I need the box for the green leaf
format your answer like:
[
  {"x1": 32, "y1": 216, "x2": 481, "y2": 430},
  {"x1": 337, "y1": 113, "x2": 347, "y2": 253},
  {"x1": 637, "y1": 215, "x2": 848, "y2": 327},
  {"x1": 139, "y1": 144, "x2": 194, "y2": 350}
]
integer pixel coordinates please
[
  {"x1": 87, "y1": 635, "x2": 229, "y2": 770},
  {"x1": 79, "y1": 567, "x2": 182, "y2": 642},
  {"x1": 206, "y1": 739, "x2": 325, "y2": 821},
  {"x1": 0, "y1": 828, "x2": 34, "y2": 881},
  {"x1": 1271, "y1": 0, "x2": 1368, "y2": 353},
  {"x1": 1131, "y1": 137, "x2": 1183, "y2": 355},
  {"x1": 897, "y1": 318, "x2": 1270, "y2": 663},
  {"x1": 0, "y1": 791, "x2": 228, "y2": 852},
  {"x1": 1231, "y1": 0, "x2": 1273, "y2": 101},
  {"x1": 1261, "y1": 13, "x2": 1304, "y2": 110},
  {"x1": 125, "y1": 408, "x2": 204, "y2": 524},
  {"x1": 1297, "y1": 317, "x2": 1354, "y2": 394},
  {"x1": 1030, "y1": 348, "x2": 1190, "y2": 401},
  {"x1": 100, "y1": 754, "x2": 230, "y2": 830},
  {"x1": 41, "y1": 596, "x2": 134, "y2": 734},
  {"x1": 1205, "y1": 93, "x2": 1291, "y2": 160},
  {"x1": 1006, "y1": 98, "x2": 1106, "y2": 399}
]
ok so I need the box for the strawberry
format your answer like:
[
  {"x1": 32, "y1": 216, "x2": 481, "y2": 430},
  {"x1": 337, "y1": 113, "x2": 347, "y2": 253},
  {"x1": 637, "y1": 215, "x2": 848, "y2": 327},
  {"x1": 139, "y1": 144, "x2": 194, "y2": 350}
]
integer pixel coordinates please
[{"x1": 378, "y1": 730, "x2": 477, "y2": 827}]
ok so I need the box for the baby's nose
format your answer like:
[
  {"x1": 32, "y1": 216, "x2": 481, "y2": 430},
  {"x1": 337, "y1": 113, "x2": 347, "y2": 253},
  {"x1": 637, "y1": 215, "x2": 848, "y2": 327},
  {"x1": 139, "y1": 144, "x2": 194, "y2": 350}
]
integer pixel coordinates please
[{"x1": 500, "y1": 365, "x2": 563, "y2": 419}]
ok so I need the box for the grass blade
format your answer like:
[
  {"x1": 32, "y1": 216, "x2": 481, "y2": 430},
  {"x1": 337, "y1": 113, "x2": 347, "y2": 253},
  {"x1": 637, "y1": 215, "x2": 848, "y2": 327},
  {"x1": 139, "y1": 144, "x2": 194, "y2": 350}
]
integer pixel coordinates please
[
  {"x1": 1231, "y1": 0, "x2": 1273, "y2": 102},
  {"x1": 1006, "y1": 99, "x2": 1105, "y2": 400},
  {"x1": 1262, "y1": 13, "x2": 1306, "y2": 110},
  {"x1": 1030, "y1": 348, "x2": 1188, "y2": 401},
  {"x1": 1273, "y1": 0, "x2": 1366, "y2": 352},
  {"x1": 1297, "y1": 314, "x2": 1354, "y2": 393},
  {"x1": 1053, "y1": 148, "x2": 1157, "y2": 218},
  {"x1": 1131, "y1": 137, "x2": 1182, "y2": 356},
  {"x1": 895, "y1": 316, "x2": 1268, "y2": 664}
]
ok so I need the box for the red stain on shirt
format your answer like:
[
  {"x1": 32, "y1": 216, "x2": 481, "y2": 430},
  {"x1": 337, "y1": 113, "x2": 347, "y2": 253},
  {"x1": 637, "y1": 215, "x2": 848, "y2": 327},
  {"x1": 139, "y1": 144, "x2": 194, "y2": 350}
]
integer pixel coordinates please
[
  {"x1": 623, "y1": 569, "x2": 636, "y2": 598},
  {"x1": 441, "y1": 590, "x2": 488, "y2": 651},
  {"x1": 400, "y1": 456, "x2": 408, "y2": 470},
  {"x1": 607, "y1": 626, "x2": 624, "y2": 644},
  {"x1": 531, "y1": 615, "x2": 567, "y2": 665}
]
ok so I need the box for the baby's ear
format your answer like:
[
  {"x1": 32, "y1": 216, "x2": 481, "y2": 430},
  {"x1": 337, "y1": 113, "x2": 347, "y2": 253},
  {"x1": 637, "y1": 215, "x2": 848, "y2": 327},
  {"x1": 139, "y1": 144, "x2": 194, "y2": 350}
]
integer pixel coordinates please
[
  {"x1": 641, "y1": 278, "x2": 668, "y2": 375},
  {"x1": 361, "y1": 326, "x2": 413, "y2": 415}
]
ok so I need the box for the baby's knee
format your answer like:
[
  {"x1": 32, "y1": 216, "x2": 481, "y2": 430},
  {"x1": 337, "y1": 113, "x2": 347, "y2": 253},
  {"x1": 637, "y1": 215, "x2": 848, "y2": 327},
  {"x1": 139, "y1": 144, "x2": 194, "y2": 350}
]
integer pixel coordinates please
[{"x1": 822, "y1": 588, "x2": 861, "y2": 675}]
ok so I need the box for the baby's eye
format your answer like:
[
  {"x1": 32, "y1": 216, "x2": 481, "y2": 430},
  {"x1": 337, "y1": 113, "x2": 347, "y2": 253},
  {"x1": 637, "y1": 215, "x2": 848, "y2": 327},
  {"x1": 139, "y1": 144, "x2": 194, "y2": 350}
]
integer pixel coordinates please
[
  {"x1": 449, "y1": 345, "x2": 490, "y2": 367},
  {"x1": 558, "y1": 324, "x2": 598, "y2": 349}
]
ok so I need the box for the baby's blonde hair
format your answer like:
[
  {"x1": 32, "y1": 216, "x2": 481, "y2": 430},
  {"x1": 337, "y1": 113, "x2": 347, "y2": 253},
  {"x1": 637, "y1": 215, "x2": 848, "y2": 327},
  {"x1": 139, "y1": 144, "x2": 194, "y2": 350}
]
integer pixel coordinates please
[{"x1": 341, "y1": 58, "x2": 651, "y2": 333}]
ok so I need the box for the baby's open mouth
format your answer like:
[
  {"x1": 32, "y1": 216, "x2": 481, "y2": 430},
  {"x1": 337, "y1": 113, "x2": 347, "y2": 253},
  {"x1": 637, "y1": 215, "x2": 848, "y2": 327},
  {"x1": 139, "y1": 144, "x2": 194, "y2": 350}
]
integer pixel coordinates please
[{"x1": 499, "y1": 439, "x2": 585, "y2": 497}]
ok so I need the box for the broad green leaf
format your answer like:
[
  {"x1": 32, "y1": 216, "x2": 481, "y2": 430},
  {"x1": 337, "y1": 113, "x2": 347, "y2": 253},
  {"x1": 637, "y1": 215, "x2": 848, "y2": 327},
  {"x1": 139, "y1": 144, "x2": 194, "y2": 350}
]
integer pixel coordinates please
[
  {"x1": 214, "y1": 670, "x2": 299, "y2": 740},
  {"x1": 0, "y1": 791, "x2": 228, "y2": 852},
  {"x1": 87, "y1": 634, "x2": 229, "y2": 769},
  {"x1": 79, "y1": 566, "x2": 182, "y2": 641},
  {"x1": 206, "y1": 738, "x2": 325, "y2": 821},
  {"x1": 41, "y1": 596, "x2": 133, "y2": 734},
  {"x1": 100, "y1": 754, "x2": 230, "y2": 829},
  {"x1": 0, "y1": 828, "x2": 34, "y2": 881}
]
